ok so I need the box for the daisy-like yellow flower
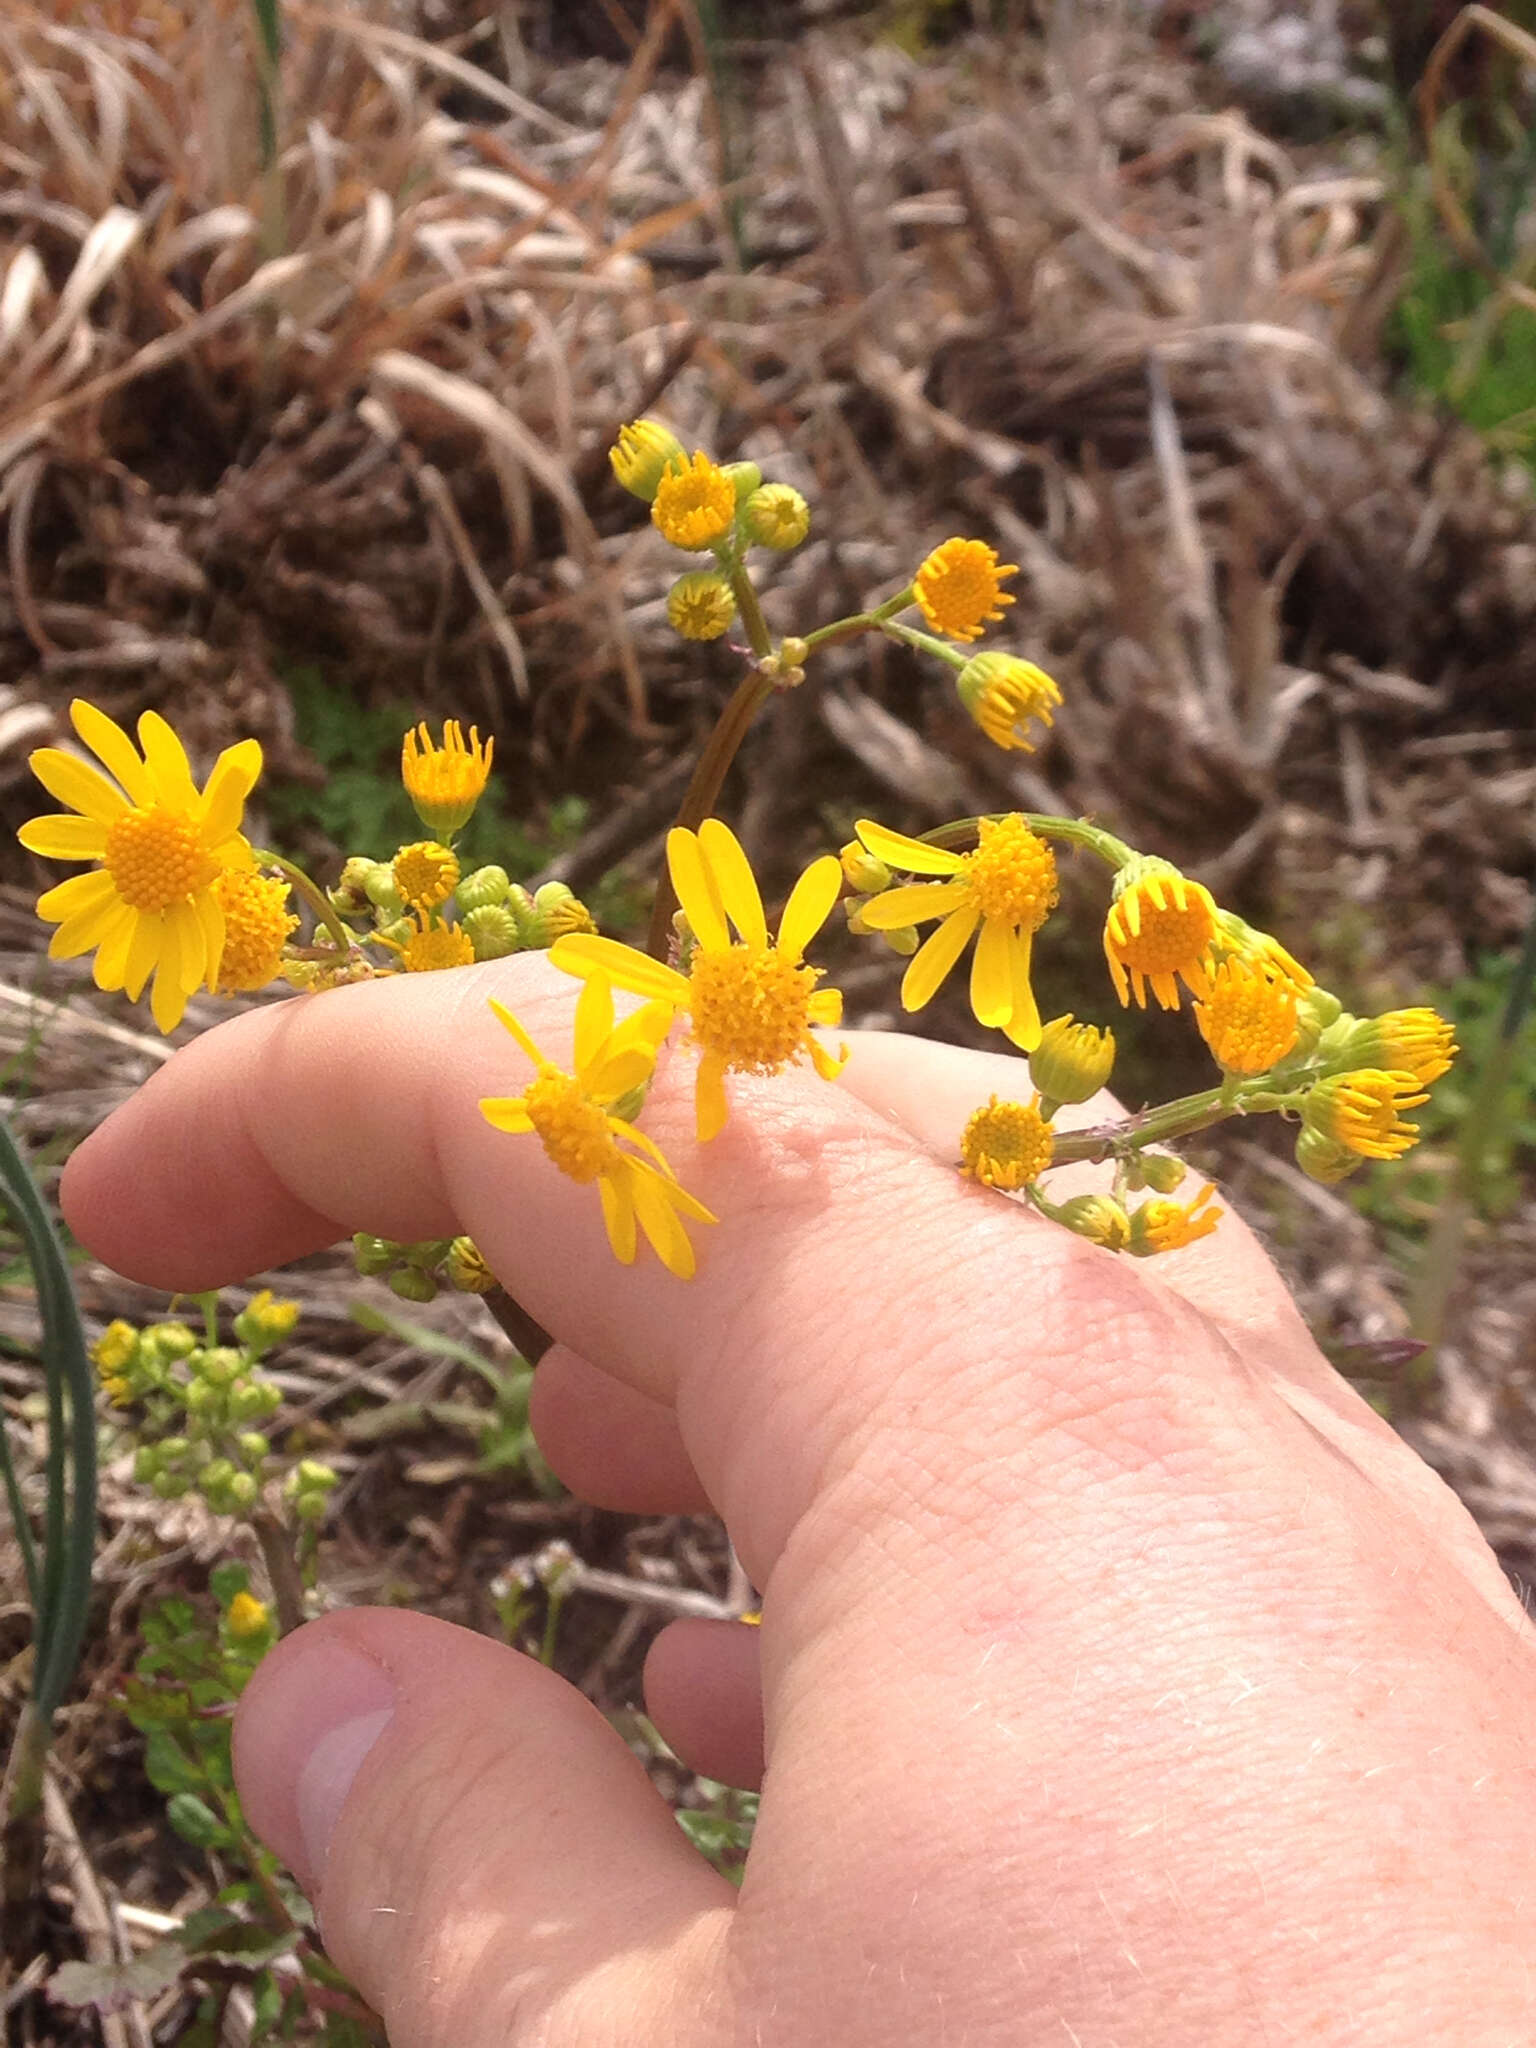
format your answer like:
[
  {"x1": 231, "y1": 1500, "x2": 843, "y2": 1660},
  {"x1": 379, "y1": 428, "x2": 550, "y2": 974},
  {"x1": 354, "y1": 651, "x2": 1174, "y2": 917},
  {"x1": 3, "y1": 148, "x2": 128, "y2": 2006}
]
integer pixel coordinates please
[
  {"x1": 1126, "y1": 1183, "x2": 1222, "y2": 1257},
  {"x1": 550, "y1": 819, "x2": 846, "y2": 1142},
  {"x1": 1194, "y1": 957, "x2": 1300, "y2": 1077},
  {"x1": 1103, "y1": 857, "x2": 1218, "y2": 1012},
  {"x1": 955, "y1": 652, "x2": 1062, "y2": 752},
  {"x1": 401, "y1": 721, "x2": 493, "y2": 837},
  {"x1": 480, "y1": 976, "x2": 714, "y2": 1278},
  {"x1": 210, "y1": 867, "x2": 298, "y2": 994},
  {"x1": 852, "y1": 815, "x2": 1058, "y2": 1051},
  {"x1": 912, "y1": 538, "x2": 1017, "y2": 643},
  {"x1": 19, "y1": 698, "x2": 262, "y2": 1033},
  {"x1": 394, "y1": 840, "x2": 460, "y2": 912},
  {"x1": 1335, "y1": 1008, "x2": 1457, "y2": 1089},
  {"x1": 959, "y1": 1096, "x2": 1054, "y2": 1191},
  {"x1": 652, "y1": 452, "x2": 737, "y2": 551},
  {"x1": 1302, "y1": 1069, "x2": 1429, "y2": 1162},
  {"x1": 390, "y1": 915, "x2": 476, "y2": 974}
]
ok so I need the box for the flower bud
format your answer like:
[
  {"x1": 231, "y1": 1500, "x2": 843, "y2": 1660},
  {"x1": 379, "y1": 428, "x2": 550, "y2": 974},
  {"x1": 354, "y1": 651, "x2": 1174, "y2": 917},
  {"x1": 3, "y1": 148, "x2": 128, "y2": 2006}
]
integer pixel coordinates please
[
  {"x1": 237, "y1": 1431, "x2": 271, "y2": 1465},
  {"x1": 200, "y1": 1457, "x2": 237, "y2": 1494},
  {"x1": 533, "y1": 881, "x2": 596, "y2": 940},
  {"x1": 133, "y1": 1446, "x2": 161, "y2": 1483},
  {"x1": 879, "y1": 924, "x2": 920, "y2": 957},
  {"x1": 361, "y1": 862, "x2": 406, "y2": 915},
  {"x1": 457, "y1": 864, "x2": 512, "y2": 912},
  {"x1": 226, "y1": 1591, "x2": 272, "y2": 1642},
  {"x1": 1029, "y1": 1015, "x2": 1115, "y2": 1107},
  {"x1": 743, "y1": 483, "x2": 810, "y2": 550},
  {"x1": 389, "y1": 1266, "x2": 438, "y2": 1303},
  {"x1": 840, "y1": 841, "x2": 891, "y2": 894},
  {"x1": 158, "y1": 1436, "x2": 191, "y2": 1465},
  {"x1": 196, "y1": 1347, "x2": 244, "y2": 1388},
  {"x1": 722, "y1": 460, "x2": 762, "y2": 507},
  {"x1": 446, "y1": 1236, "x2": 496, "y2": 1294},
  {"x1": 91, "y1": 1319, "x2": 138, "y2": 1374},
  {"x1": 144, "y1": 1321, "x2": 196, "y2": 1364},
  {"x1": 1053, "y1": 1194, "x2": 1131, "y2": 1250},
  {"x1": 183, "y1": 1377, "x2": 219, "y2": 1416},
  {"x1": 152, "y1": 1470, "x2": 190, "y2": 1501},
  {"x1": 228, "y1": 1381, "x2": 275, "y2": 1425},
  {"x1": 610, "y1": 419, "x2": 688, "y2": 501},
  {"x1": 1295, "y1": 1125, "x2": 1363, "y2": 1185},
  {"x1": 1288, "y1": 986, "x2": 1344, "y2": 1059},
  {"x1": 956, "y1": 651, "x2": 1061, "y2": 752},
  {"x1": 234, "y1": 1290, "x2": 299, "y2": 1349},
  {"x1": 463, "y1": 904, "x2": 521, "y2": 960},
  {"x1": 224, "y1": 1471, "x2": 259, "y2": 1512},
  {"x1": 332, "y1": 855, "x2": 378, "y2": 914},
  {"x1": 1135, "y1": 1152, "x2": 1188, "y2": 1194},
  {"x1": 667, "y1": 571, "x2": 737, "y2": 641}
]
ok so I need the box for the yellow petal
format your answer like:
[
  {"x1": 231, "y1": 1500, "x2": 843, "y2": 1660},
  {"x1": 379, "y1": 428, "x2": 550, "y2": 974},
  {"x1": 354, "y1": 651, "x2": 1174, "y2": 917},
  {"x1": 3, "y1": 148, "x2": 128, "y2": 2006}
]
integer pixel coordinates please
[
  {"x1": 28, "y1": 749, "x2": 130, "y2": 826},
  {"x1": 199, "y1": 739, "x2": 263, "y2": 843},
  {"x1": 91, "y1": 906, "x2": 139, "y2": 991},
  {"x1": 549, "y1": 933, "x2": 690, "y2": 1006},
  {"x1": 137, "y1": 711, "x2": 198, "y2": 811},
  {"x1": 694, "y1": 1049, "x2": 730, "y2": 1142},
  {"x1": 170, "y1": 898, "x2": 207, "y2": 994},
  {"x1": 488, "y1": 999, "x2": 550, "y2": 1071},
  {"x1": 900, "y1": 906, "x2": 978, "y2": 1010},
  {"x1": 51, "y1": 889, "x2": 128, "y2": 960},
  {"x1": 667, "y1": 828, "x2": 730, "y2": 952},
  {"x1": 149, "y1": 920, "x2": 189, "y2": 1033},
  {"x1": 123, "y1": 912, "x2": 162, "y2": 1001},
  {"x1": 17, "y1": 814, "x2": 109, "y2": 860},
  {"x1": 599, "y1": 1169, "x2": 638, "y2": 1264},
  {"x1": 480, "y1": 1097, "x2": 534, "y2": 1133},
  {"x1": 807, "y1": 987, "x2": 842, "y2": 1026},
  {"x1": 697, "y1": 818, "x2": 766, "y2": 950},
  {"x1": 1001, "y1": 929, "x2": 1041, "y2": 1050},
  {"x1": 855, "y1": 820, "x2": 963, "y2": 875},
  {"x1": 629, "y1": 1162, "x2": 698, "y2": 1278},
  {"x1": 808, "y1": 1034, "x2": 848, "y2": 1081},
  {"x1": 585, "y1": 1044, "x2": 657, "y2": 1100},
  {"x1": 970, "y1": 914, "x2": 1013, "y2": 1028},
  {"x1": 776, "y1": 854, "x2": 841, "y2": 962},
  {"x1": 196, "y1": 887, "x2": 225, "y2": 989},
  {"x1": 859, "y1": 880, "x2": 969, "y2": 931},
  {"x1": 37, "y1": 869, "x2": 118, "y2": 925},
  {"x1": 71, "y1": 699, "x2": 152, "y2": 805},
  {"x1": 573, "y1": 973, "x2": 616, "y2": 1074}
]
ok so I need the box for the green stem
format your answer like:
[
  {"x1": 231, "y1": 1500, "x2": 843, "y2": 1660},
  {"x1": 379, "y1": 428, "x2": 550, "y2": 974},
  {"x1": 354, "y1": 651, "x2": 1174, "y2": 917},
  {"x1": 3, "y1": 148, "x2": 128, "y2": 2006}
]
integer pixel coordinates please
[
  {"x1": 251, "y1": 848, "x2": 354, "y2": 959},
  {"x1": 917, "y1": 813, "x2": 1136, "y2": 869},
  {"x1": 1049, "y1": 1080, "x2": 1300, "y2": 1167},
  {"x1": 644, "y1": 666, "x2": 775, "y2": 957},
  {"x1": 724, "y1": 559, "x2": 773, "y2": 661},
  {"x1": 801, "y1": 589, "x2": 914, "y2": 655},
  {"x1": 879, "y1": 619, "x2": 967, "y2": 669}
]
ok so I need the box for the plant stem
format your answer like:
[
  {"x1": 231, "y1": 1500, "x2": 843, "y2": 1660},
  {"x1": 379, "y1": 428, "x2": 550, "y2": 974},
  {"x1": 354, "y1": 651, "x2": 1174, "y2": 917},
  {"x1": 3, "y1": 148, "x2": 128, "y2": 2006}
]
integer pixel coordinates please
[
  {"x1": 250, "y1": 848, "x2": 354, "y2": 958},
  {"x1": 1050, "y1": 1080, "x2": 1296, "y2": 1166},
  {"x1": 251, "y1": 1507, "x2": 307, "y2": 1637}
]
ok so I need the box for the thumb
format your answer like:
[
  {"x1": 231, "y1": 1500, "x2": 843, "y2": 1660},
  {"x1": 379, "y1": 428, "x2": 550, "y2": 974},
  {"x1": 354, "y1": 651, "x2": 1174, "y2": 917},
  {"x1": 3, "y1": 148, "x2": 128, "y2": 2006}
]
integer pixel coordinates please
[{"x1": 234, "y1": 1610, "x2": 734, "y2": 2047}]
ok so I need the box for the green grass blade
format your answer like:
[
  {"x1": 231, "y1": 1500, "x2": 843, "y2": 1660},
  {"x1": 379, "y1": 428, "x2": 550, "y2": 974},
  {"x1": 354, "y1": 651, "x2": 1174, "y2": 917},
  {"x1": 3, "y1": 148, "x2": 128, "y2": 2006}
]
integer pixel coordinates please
[{"x1": 0, "y1": 1398, "x2": 41, "y2": 1616}]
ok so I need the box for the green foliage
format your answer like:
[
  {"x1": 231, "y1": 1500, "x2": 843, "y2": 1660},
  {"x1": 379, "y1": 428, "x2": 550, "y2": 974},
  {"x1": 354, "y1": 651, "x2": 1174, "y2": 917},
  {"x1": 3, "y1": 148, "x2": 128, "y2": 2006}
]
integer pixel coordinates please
[{"x1": 677, "y1": 1779, "x2": 759, "y2": 1885}]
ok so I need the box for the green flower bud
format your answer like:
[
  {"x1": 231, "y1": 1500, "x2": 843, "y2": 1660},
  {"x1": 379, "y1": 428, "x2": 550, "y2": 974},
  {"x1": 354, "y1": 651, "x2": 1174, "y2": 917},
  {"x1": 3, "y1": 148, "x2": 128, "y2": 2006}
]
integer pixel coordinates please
[
  {"x1": 1053, "y1": 1194, "x2": 1132, "y2": 1251},
  {"x1": 152, "y1": 1470, "x2": 190, "y2": 1501},
  {"x1": 457, "y1": 864, "x2": 512, "y2": 911},
  {"x1": 197, "y1": 1348, "x2": 244, "y2": 1388},
  {"x1": 1295, "y1": 1125, "x2": 1363, "y2": 1185},
  {"x1": 840, "y1": 841, "x2": 891, "y2": 894},
  {"x1": 225, "y1": 1472, "x2": 259, "y2": 1512},
  {"x1": 1029, "y1": 1015, "x2": 1116, "y2": 1107},
  {"x1": 879, "y1": 924, "x2": 920, "y2": 958},
  {"x1": 144, "y1": 1322, "x2": 197, "y2": 1364},
  {"x1": 238, "y1": 1431, "x2": 271, "y2": 1466},
  {"x1": 722, "y1": 460, "x2": 762, "y2": 507},
  {"x1": 158, "y1": 1436, "x2": 191, "y2": 1466},
  {"x1": 373, "y1": 914, "x2": 414, "y2": 952},
  {"x1": 183, "y1": 1377, "x2": 219, "y2": 1417},
  {"x1": 742, "y1": 482, "x2": 810, "y2": 550},
  {"x1": 505, "y1": 883, "x2": 544, "y2": 948},
  {"x1": 463, "y1": 904, "x2": 521, "y2": 960},
  {"x1": 352, "y1": 1232, "x2": 398, "y2": 1277},
  {"x1": 388, "y1": 1266, "x2": 438, "y2": 1303},
  {"x1": 133, "y1": 1445, "x2": 161, "y2": 1483},
  {"x1": 332, "y1": 854, "x2": 378, "y2": 914},
  {"x1": 445, "y1": 1237, "x2": 496, "y2": 1294},
  {"x1": 362, "y1": 862, "x2": 406, "y2": 915},
  {"x1": 532, "y1": 881, "x2": 596, "y2": 940},
  {"x1": 1135, "y1": 1152, "x2": 1188, "y2": 1194},
  {"x1": 200, "y1": 1457, "x2": 236, "y2": 1493},
  {"x1": 610, "y1": 418, "x2": 688, "y2": 502}
]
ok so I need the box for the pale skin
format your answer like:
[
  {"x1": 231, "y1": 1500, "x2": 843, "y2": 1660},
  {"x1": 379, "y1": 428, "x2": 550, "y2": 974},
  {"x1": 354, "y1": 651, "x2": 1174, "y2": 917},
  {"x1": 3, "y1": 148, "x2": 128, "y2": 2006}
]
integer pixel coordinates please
[{"x1": 62, "y1": 955, "x2": 1536, "y2": 2047}]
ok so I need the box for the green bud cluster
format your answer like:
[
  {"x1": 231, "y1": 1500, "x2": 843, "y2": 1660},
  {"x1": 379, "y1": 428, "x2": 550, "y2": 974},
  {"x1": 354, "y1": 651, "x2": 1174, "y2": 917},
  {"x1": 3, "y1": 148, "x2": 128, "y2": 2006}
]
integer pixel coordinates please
[
  {"x1": 352, "y1": 1232, "x2": 460, "y2": 1302},
  {"x1": 285, "y1": 1458, "x2": 339, "y2": 1524}
]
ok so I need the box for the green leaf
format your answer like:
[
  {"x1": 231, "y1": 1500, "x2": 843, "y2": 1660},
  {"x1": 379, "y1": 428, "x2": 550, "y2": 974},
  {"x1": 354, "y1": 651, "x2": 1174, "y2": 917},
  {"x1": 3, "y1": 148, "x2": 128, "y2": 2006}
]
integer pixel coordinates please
[
  {"x1": 49, "y1": 1943, "x2": 188, "y2": 2012},
  {"x1": 166, "y1": 1792, "x2": 227, "y2": 1848},
  {"x1": 142, "y1": 1729, "x2": 204, "y2": 1796},
  {"x1": 209, "y1": 1561, "x2": 251, "y2": 1608}
]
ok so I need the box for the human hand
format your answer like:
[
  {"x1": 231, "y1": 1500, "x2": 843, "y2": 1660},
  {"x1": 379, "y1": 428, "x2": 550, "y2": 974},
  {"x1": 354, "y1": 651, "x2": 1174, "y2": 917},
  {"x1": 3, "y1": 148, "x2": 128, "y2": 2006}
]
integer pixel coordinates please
[{"x1": 63, "y1": 955, "x2": 1536, "y2": 2046}]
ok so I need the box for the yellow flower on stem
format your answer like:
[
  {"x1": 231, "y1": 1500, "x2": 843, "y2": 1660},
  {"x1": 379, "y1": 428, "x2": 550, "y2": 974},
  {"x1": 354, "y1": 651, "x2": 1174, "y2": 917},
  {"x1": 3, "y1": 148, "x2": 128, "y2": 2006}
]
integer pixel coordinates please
[
  {"x1": 480, "y1": 976, "x2": 714, "y2": 1279},
  {"x1": 652, "y1": 452, "x2": 737, "y2": 551},
  {"x1": 959, "y1": 1096, "x2": 1054, "y2": 1191},
  {"x1": 1336, "y1": 1008, "x2": 1457, "y2": 1089},
  {"x1": 1103, "y1": 857, "x2": 1218, "y2": 1011},
  {"x1": 210, "y1": 868, "x2": 298, "y2": 994},
  {"x1": 955, "y1": 652, "x2": 1061, "y2": 752},
  {"x1": 394, "y1": 841, "x2": 460, "y2": 912},
  {"x1": 386, "y1": 914, "x2": 477, "y2": 974},
  {"x1": 913, "y1": 538, "x2": 1017, "y2": 643},
  {"x1": 1194, "y1": 957, "x2": 1300, "y2": 1076},
  {"x1": 852, "y1": 815, "x2": 1058, "y2": 1051},
  {"x1": 401, "y1": 721, "x2": 493, "y2": 838},
  {"x1": 1302, "y1": 1069, "x2": 1429, "y2": 1162},
  {"x1": 1126, "y1": 1183, "x2": 1222, "y2": 1256},
  {"x1": 19, "y1": 698, "x2": 262, "y2": 1033},
  {"x1": 550, "y1": 819, "x2": 846, "y2": 1142},
  {"x1": 610, "y1": 419, "x2": 688, "y2": 501},
  {"x1": 667, "y1": 571, "x2": 737, "y2": 641}
]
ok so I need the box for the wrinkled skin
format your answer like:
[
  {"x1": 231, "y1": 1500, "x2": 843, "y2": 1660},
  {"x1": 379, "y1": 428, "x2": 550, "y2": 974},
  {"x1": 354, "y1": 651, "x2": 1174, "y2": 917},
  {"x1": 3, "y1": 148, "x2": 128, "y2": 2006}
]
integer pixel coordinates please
[{"x1": 64, "y1": 955, "x2": 1536, "y2": 2047}]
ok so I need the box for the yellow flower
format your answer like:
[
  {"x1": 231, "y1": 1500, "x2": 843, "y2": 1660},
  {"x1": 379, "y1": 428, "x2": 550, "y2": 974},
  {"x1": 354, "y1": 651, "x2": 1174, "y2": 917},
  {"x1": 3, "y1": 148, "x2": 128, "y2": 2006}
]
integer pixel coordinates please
[
  {"x1": 667, "y1": 571, "x2": 737, "y2": 641},
  {"x1": 1337, "y1": 1008, "x2": 1457, "y2": 1089},
  {"x1": 1029, "y1": 1014, "x2": 1115, "y2": 1106},
  {"x1": 480, "y1": 977, "x2": 714, "y2": 1278},
  {"x1": 401, "y1": 721, "x2": 493, "y2": 837},
  {"x1": 852, "y1": 815, "x2": 1058, "y2": 1051},
  {"x1": 610, "y1": 419, "x2": 687, "y2": 501},
  {"x1": 211, "y1": 868, "x2": 298, "y2": 994},
  {"x1": 390, "y1": 915, "x2": 476, "y2": 973},
  {"x1": 1194, "y1": 957, "x2": 1300, "y2": 1076},
  {"x1": 912, "y1": 537, "x2": 1017, "y2": 643},
  {"x1": 393, "y1": 841, "x2": 460, "y2": 912},
  {"x1": 1103, "y1": 857, "x2": 1217, "y2": 1011},
  {"x1": 445, "y1": 1236, "x2": 496, "y2": 1294},
  {"x1": 1127, "y1": 1184, "x2": 1222, "y2": 1256},
  {"x1": 101, "y1": 1374, "x2": 134, "y2": 1407},
  {"x1": 743, "y1": 483, "x2": 810, "y2": 550},
  {"x1": 959, "y1": 1096, "x2": 1054, "y2": 1191},
  {"x1": 226, "y1": 1592, "x2": 272, "y2": 1642},
  {"x1": 19, "y1": 699, "x2": 263, "y2": 1033},
  {"x1": 91, "y1": 1318, "x2": 138, "y2": 1375},
  {"x1": 1302, "y1": 1069, "x2": 1428, "y2": 1162},
  {"x1": 652, "y1": 452, "x2": 737, "y2": 551},
  {"x1": 955, "y1": 652, "x2": 1061, "y2": 751},
  {"x1": 550, "y1": 819, "x2": 846, "y2": 1142},
  {"x1": 1211, "y1": 910, "x2": 1312, "y2": 994}
]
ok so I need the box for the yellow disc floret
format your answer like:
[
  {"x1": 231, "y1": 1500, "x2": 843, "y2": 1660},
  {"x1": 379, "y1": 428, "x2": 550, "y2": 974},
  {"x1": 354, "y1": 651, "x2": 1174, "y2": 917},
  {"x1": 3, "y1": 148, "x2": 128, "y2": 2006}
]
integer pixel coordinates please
[
  {"x1": 1104, "y1": 857, "x2": 1218, "y2": 1011},
  {"x1": 393, "y1": 841, "x2": 460, "y2": 912},
  {"x1": 226, "y1": 1592, "x2": 273, "y2": 1641},
  {"x1": 103, "y1": 808, "x2": 220, "y2": 910},
  {"x1": 401, "y1": 721, "x2": 493, "y2": 837},
  {"x1": 667, "y1": 571, "x2": 737, "y2": 641},
  {"x1": 211, "y1": 868, "x2": 298, "y2": 994},
  {"x1": 955, "y1": 652, "x2": 1062, "y2": 752},
  {"x1": 524, "y1": 1068, "x2": 621, "y2": 1182},
  {"x1": 1303, "y1": 1069, "x2": 1429, "y2": 1161},
  {"x1": 1127, "y1": 1184, "x2": 1222, "y2": 1256},
  {"x1": 652, "y1": 452, "x2": 737, "y2": 551},
  {"x1": 1194, "y1": 957, "x2": 1300, "y2": 1076},
  {"x1": 959, "y1": 1096, "x2": 1054, "y2": 1191},
  {"x1": 688, "y1": 947, "x2": 821, "y2": 1073},
  {"x1": 912, "y1": 537, "x2": 1018, "y2": 643}
]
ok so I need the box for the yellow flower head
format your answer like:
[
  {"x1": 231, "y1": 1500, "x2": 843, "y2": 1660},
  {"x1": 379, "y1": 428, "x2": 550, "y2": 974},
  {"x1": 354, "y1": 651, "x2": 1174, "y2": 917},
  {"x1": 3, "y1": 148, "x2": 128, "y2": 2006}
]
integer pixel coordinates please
[
  {"x1": 610, "y1": 418, "x2": 687, "y2": 501},
  {"x1": 480, "y1": 976, "x2": 714, "y2": 1278},
  {"x1": 913, "y1": 538, "x2": 1018, "y2": 643},
  {"x1": 667, "y1": 571, "x2": 737, "y2": 642},
  {"x1": 1127, "y1": 1183, "x2": 1222, "y2": 1257},
  {"x1": 743, "y1": 483, "x2": 811, "y2": 551},
  {"x1": 91, "y1": 1318, "x2": 138, "y2": 1375},
  {"x1": 652, "y1": 452, "x2": 737, "y2": 551},
  {"x1": 381, "y1": 913, "x2": 476, "y2": 973},
  {"x1": 955, "y1": 652, "x2": 1061, "y2": 752},
  {"x1": 852, "y1": 814, "x2": 1058, "y2": 1051},
  {"x1": 236, "y1": 1289, "x2": 301, "y2": 1342},
  {"x1": 1194, "y1": 957, "x2": 1300, "y2": 1077},
  {"x1": 959, "y1": 1096, "x2": 1054, "y2": 1191},
  {"x1": 225, "y1": 1591, "x2": 272, "y2": 1642},
  {"x1": 1029, "y1": 1013, "x2": 1116, "y2": 1106},
  {"x1": 1303, "y1": 1069, "x2": 1429, "y2": 1162},
  {"x1": 1104, "y1": 857, "x2": 1217, "y2": 1012},
  {"x1": 446, "y1": 1236, "x2": 496, "y2": 1294},
  {"x1": 1211, "y1": 909, "x2": 1312, "y2": 995},
  {"x1": 550, "y1": 819, "x2": 847, "y2": 1142},
  {"x1": 393, "y1": 841, "x2": 460, "y2": 912},
  {"x1": 19, "y1": 699, "x2": 263, "y2": 1033},
  {"x1": 1337, "y1": 1008, "x2": 1457, "y2": 1089},
  {"x1": 210, "y1": 868, "x2": 297, "y2": 994},
  {"x1": 401, "y1": 721, "x2": 493, "y2": 838}
]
